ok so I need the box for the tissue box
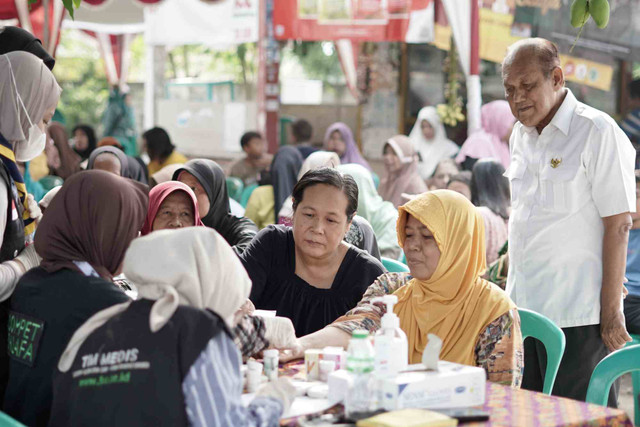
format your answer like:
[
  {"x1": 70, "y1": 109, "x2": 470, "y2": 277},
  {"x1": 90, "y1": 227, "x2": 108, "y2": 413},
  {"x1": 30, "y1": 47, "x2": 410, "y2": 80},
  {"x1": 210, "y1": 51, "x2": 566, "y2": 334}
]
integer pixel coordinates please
[
  {"x1": 327, "y1": 369, "x2": 352, "y2": 405},
  {"x1": 382, "y1": 362, "x2": 485, "y2": 410}
]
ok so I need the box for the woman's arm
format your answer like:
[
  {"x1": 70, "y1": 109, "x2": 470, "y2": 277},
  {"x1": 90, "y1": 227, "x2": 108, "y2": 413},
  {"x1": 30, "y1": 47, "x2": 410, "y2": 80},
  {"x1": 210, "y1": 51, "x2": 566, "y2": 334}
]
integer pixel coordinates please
[
  {"x1": 183, "y1": 334, "x2": 283, "y2": 427},
  {"x1": 475, "y1": 309, "x2": 524, "y2": 388},
  {"x1": 279, "y1": 273, "x2": 408, "y2": 362}
]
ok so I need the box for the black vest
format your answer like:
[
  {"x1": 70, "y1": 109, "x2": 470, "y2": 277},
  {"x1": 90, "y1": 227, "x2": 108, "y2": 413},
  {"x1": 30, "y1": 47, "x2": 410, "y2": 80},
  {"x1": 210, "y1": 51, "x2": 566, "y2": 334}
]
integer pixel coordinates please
[
  {"x1": 49, "y1": 299, "x2": 228, "y2": 427},
  {"x1": 0, "y1": 163, "x2": 25, "y2": 263},
  {"x1": 0, "y1": 164, "x2": 26, "y2": 404}
]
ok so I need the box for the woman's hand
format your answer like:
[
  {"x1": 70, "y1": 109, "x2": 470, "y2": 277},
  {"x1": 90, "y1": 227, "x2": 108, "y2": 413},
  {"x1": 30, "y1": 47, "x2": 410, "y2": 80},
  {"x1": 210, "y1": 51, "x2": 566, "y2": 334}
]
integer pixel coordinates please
[
  {"x1": 278, "y1": 342, "x2": 305, "y2": 363},
  {"x1": 233, "y1": 299, "x2": 255, "y2": 326}
]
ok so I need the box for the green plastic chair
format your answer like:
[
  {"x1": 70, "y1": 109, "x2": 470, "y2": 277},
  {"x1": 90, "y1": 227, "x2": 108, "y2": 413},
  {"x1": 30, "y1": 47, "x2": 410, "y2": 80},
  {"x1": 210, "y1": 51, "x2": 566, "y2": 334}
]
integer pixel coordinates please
[
  {"x1": 518, "y1": 308, "x2": 566, "y2": 395},
  {"x1": 0, "y1": 411, "x2": 26, "y2": 426},
  {"x1": 226, "y1": 177, "x2": 244, "y2": 203},
  {"x1": 240, "y1": 183, "x2": 258, "y2": 208},
  {"x1": 624, "y1": 334, "x2": 640, "y2": 426},
  {"x1": 38, "y1": 175, "x2": 64, "y2": 192},
  {"x1": 381, "y1": 257, "x2": 410, "y2": 273},
  {"x1": 371, "y1": 172, "x2": 380, "y2": 189},
  {"x1": 586, "y1": 343, "x2": 640, "y2": 416}
]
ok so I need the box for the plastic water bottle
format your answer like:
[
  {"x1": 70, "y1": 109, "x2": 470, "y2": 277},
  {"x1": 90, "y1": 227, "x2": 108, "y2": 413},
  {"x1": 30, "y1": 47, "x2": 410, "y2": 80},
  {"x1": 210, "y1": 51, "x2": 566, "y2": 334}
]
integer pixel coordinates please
[{"x1": 345, "y1": 329, "x2": 376, "y2": 420}]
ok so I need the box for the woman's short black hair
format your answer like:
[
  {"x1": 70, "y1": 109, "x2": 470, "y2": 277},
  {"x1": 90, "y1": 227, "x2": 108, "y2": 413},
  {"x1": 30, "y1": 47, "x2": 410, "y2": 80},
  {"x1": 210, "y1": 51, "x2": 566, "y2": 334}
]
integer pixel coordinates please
[
  {"x1": 471, "y1": 158, "x2": 511, "y2": 220},
  {"x1": 143, "y1": 127, "x2": 174, "y2": 162},
  {"x1": 292, "y1": 168, "x2": 358, "y2": 222}
]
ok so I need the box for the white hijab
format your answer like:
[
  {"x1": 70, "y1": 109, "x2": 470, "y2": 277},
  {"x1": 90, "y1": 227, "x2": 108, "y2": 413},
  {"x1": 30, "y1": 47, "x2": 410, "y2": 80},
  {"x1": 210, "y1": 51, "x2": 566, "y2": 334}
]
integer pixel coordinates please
[
  {"x1": 278, "y1": 150, "x2": 341, "y2": 220},
  {"x1": 58, "y1": 227, "x2": 251, "y2": 372},
  {"x1": 0, "y1": 51, "x2": 61, "y2": 142},
  {"x1": 409, "y1": 106, "x2": 459, "y2": 179}
]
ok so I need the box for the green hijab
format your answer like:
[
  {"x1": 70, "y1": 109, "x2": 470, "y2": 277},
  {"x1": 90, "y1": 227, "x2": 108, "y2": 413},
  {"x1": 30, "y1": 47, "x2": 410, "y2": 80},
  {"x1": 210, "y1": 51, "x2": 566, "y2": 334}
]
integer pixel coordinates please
[{"x1": 337, "y1": 163, "x2": 400, "y2": 253}]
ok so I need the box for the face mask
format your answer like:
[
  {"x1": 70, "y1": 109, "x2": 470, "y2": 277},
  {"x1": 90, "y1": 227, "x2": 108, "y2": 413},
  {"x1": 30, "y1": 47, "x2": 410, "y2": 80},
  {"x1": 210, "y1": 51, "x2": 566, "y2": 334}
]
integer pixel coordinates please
[{"x1": 5, "y1": 56, "x2": 47, "y2": 162}]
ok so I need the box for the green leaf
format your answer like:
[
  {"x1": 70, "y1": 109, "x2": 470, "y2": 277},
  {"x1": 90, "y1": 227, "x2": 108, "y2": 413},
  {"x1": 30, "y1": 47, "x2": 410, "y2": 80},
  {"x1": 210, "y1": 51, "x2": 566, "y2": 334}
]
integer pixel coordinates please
[
  {"x1": 63, "y1": 0, "x2": 76, "y2": 20},
  {"x1": 73, "y1": 0, "x2": 83, "y2": 8}
]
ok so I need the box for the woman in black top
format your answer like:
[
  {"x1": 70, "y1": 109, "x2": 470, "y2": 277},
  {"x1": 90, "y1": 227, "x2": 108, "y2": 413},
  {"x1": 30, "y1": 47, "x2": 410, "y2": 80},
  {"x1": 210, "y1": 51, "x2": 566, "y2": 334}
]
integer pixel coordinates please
[
  {"x1": 3, "y1": 170, "x2": 147, "y2": 426},
  {"x1": 174, "y1": 159, "x2": 258, "y2": 253},
  {"x1": 240, "y1": 168, "x2": 385, "y2": 336}
]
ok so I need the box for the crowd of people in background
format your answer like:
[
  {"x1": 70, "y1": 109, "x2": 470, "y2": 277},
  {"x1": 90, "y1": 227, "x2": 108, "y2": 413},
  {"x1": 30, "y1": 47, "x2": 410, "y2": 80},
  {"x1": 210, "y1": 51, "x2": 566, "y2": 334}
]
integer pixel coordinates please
[{"x1": 0, "y1": 26, "x2": 639, "y2": 427}]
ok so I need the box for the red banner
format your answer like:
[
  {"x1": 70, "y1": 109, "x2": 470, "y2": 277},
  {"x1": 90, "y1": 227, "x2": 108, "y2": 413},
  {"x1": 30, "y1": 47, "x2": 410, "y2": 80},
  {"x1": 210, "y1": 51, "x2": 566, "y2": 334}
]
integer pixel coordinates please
[{"x1": 273, "y1": 0, "x2": 433, "y2": 41}]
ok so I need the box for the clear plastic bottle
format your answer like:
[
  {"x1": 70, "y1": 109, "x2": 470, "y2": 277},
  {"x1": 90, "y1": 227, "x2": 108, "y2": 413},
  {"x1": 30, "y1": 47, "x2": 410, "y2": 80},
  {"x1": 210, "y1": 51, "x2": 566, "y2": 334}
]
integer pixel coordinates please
[
  {"x1": 372, "y1": 295, "x2": 408, "y2": 378},
  {"x1": 345, "y1": 329, "x2": 376, "y2": 420}
]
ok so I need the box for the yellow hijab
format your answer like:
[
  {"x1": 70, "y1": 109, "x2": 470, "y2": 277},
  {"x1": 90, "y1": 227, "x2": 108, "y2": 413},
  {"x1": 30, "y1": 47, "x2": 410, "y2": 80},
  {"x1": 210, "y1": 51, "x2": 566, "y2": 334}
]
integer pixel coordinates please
[{"x1": 393, "y1": 190, "x2": 515, "y2": 366}]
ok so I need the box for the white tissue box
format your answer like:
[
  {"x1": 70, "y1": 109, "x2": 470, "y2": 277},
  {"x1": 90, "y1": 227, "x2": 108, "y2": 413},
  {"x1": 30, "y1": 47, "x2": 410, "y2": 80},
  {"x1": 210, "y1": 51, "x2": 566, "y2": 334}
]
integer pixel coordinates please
[
  {"x1": 327, "y1": 369, "x2": 353, "y2": 405},
  {"x1": 382, "y1": 362, "x2": 485, "y2": 410}
]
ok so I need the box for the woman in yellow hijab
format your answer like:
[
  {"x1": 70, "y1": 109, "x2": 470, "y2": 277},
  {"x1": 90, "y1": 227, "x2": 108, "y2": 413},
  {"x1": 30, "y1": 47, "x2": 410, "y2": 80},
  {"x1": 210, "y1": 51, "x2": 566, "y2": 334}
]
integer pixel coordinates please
[
  {"x1": 394, "y1": 190, "x2": 516, "y2": 366},
  {"x1": 281, "y1": 190, "x2": 523, "y2": 387}
]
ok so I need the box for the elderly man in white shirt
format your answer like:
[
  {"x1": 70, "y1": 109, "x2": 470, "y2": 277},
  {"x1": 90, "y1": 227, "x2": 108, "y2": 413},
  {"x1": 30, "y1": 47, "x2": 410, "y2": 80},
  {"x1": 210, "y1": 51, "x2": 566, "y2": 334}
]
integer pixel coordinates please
[{"x1": 502, "y1": 38, "x2": 635, "y2": 406}]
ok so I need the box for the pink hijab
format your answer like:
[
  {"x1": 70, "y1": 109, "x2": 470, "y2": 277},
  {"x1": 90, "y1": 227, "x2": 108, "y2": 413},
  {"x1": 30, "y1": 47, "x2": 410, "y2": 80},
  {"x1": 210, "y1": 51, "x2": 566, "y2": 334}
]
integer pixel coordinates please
[
  {"x1": 456, "y1": 101, "x2": 515, "y2": 169},
  {"x1": 141, "y1": 181, "x2": 204, "y2": 235},
  {"x1": 378, "y1": 135, "x2": 428, "y2": 208}
]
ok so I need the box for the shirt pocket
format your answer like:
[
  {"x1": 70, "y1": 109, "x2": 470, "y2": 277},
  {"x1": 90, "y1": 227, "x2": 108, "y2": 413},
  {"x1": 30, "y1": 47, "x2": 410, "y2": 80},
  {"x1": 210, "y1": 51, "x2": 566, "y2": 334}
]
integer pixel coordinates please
[
  {"x1": 539, "y1": 162, "x2": 581, "y2": 213},
  {"x1": 504, "y1": 158, "x2": 527, "y2": 207}
]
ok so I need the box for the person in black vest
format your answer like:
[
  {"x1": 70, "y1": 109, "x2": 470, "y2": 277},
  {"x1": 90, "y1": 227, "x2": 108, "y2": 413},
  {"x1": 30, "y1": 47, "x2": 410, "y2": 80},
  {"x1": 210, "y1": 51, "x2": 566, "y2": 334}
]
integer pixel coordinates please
[
  {"x1": 3, "y1": 170, "x2": 148, "y2": 426},
  {"x1": 0, "y1": 51, "x2": 61, "y2": 405},
  {"x1": 50, "y1": 227, "x2": 293, "y2": 427},
  {"x1": 0, "y1": 51, "x2": 61, "y2": 298}
]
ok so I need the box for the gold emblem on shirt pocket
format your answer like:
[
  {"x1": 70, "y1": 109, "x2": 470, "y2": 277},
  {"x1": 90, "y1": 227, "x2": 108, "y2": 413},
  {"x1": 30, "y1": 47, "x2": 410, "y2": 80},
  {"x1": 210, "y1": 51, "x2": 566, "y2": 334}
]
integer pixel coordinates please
[{"x1": 541, "y1": 162, "x2": 580, "y2": 213}]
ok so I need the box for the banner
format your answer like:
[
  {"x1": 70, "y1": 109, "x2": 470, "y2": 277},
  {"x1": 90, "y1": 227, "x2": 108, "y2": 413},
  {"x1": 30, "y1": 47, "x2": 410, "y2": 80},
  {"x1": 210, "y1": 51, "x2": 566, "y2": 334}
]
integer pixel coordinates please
[
  {"x1": 432, "y1": 0, "x2": 615, "y2": 91},
  {"x1": 145, "y1": 0, "x2": 258, "y2": 46},
  {"x1": 273, "y1": 0, "x2": 434, "y2": 42}
]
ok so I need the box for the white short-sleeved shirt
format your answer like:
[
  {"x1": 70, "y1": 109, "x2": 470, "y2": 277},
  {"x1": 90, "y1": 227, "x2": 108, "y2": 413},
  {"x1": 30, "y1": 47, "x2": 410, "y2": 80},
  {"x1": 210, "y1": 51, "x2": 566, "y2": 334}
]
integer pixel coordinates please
[{"x1": 505, "y1": 89, "x2": 636, "y2": 328}]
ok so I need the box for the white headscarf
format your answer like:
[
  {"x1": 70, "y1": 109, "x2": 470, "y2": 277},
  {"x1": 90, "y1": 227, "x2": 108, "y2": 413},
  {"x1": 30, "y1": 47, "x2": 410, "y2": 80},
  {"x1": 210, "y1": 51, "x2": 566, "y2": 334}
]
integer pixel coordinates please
[
  {"x1": 297, "y1": 150, "x2": 340, "y2": 180},
  {"x1": 58, "y1": 227, "x2": 251, "y2": 372},
  {"x1": 409, "y1": 107, "x2": 459, "y2": 179},
  {"x1": 278, "y1": 150, "x2": 341, "y2": 221},
  {"x1": 0, "y1": 51, "x2": 61, "y2": 142}
]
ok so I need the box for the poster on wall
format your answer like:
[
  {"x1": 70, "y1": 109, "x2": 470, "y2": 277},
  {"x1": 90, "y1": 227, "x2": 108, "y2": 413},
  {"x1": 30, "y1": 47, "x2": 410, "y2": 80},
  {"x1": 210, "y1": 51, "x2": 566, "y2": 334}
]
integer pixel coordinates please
[
  {"x1": 432, "y1": 0, "x2": 617, "y2": 91},
  {"x1": 274, "y1": 0, "x2": 434, "y2": 42}
]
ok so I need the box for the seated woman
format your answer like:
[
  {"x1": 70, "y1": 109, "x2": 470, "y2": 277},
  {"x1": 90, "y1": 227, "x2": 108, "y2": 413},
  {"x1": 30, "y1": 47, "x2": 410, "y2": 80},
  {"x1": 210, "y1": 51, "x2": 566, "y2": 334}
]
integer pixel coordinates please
[
  {"x1": 87, "y1": 146, "x2": 148, "y2": 184},
  {"x1": 240, "y1": 168, "x2": 385, "y2": 336},
  {"x1": 456, "y1": 100, "x2": 515, "y2": 170},
  {"x1": 71, "y1": 124, "x2": 97, "y2": 162},
  {"x1": 4, "y1": 171, "x2": 147, "y2": 426},
  {"x1": 323, "y1": 122, "x2": 371, "y2": 170},
  {"x1": 378, "y1": 135, "x2": 427, "y2": 208},
  {"x1": 141, "y1": 180, "x2": 280, "y2": 358},
  {"x1": 245, "y1": 146, "x2": 303, "y2": 230},
  {"x1": 471, "y1": 159, "x2": 510, "y2": 264},
  {"x1": 446, "y1": 171, "x2": 472, "y2": 201},
  {"x1": 143, "y1": 127, "x2": 188, "y2": 175},
  {"x1": 141, "y1": 181, "x2": 203, "y2": 235},
  {"x1": 173, "y1": 159, "x2": 258, "y2": 253},
  {"x1": 49, "y1": 227, "x2": 291, "y2": 427},
  {"x1": 429, "y1": 158, "x2": 460, "y2": 190},
  {"x1": 278, "y1": 152, "x2": 381, "y2": 261},
  {"x1": 283, "y1": 190, "x2": 523, "y2": 387},
  {"x1": 337, "y1": 164, "x2": 402, "y2": 260},
  {"x1": 409, "y1": 107, "x2": 459, "y2": 180}
]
